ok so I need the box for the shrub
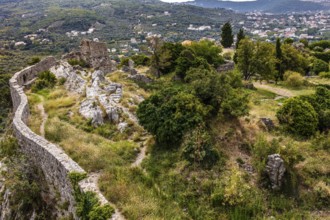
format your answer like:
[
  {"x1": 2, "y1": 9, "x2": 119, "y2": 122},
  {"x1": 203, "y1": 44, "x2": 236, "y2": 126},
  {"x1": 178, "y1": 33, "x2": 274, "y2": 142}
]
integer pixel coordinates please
[
  {"x1": 0, "y1": 136, "x2": 19, "y2": 157},
  {"x1": 58, "y1": 77, "x2": 66, "y2": 85},
  {"x1": 300, "y1": 86, "x2": 330, "y2": 131},
  {"x1": 181, "y1": 126, "x2": 219, "y2": 167},
  {"x1": 284, "y1": 71, "x2": 304, "y2": 88},
  {"x1": 31, "y1": 71, "x2": 57, "y2": 92},
  {"x1": 28, "y1": 57, "x2": 40, "y2": 65},
  {"x1": 212, "y1": 168, "x2": 251, "y2": 206},
  {"x1": 131, "y1": 54, "x2": 151, "y2": 66},
  {"x1": 319, "y1": 72, "x2": 330, "y2": 78},
  {"x1": 277, "y1": 98, "x2": 318, "y2": 137},
  {"x1": 137, "y1": 87, "x2": 208, "y2": 146},
  {"x1": 313, "y1": 58, "x2": 329, "y2": 75},
  {"x1": 68, "y1": 59, "x2": 90, "y2": 68}
]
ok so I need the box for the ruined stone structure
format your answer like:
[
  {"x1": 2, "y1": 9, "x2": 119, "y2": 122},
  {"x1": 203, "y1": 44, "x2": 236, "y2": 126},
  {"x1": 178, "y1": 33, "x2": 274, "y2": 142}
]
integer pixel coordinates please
[
  {"x1": 10, "y1": 57, "x2": 109, "y2": 219},
  {"x1": 63, "y1": 39, "x2": 113, "y2": 73}
]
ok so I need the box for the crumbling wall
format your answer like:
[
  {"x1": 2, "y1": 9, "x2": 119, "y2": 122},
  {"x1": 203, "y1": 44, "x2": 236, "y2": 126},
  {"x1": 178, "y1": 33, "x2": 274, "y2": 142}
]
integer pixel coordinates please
[{"x1": 9, "y1": 57, "x2": 109, "y2": 219}]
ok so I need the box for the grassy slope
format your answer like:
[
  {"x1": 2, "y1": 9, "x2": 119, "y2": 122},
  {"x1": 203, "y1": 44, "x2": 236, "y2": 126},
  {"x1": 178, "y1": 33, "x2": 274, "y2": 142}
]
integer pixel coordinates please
[{"x1": 27, "y1": 75, "x2": 330, "y2": 219}]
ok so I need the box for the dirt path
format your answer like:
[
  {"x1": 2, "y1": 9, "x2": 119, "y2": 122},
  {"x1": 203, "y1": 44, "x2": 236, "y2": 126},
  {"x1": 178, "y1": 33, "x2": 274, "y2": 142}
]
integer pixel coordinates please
[
  {"x1": 37, "y1": 96, "x2": 48, "y2": 137},
  {"x1": 79, "y1": 173, "x2": 126, "y2": 220},
  {"x1": 131, "y1": 142, "x2": 147, "y2": 168},
  {"x1": 253, "y1": 82, "x2": 294, "y2": 97}
]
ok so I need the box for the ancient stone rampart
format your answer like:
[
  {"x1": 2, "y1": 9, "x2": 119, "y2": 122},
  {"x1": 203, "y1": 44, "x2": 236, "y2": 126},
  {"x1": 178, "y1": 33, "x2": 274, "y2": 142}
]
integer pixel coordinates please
[{"x1": 10, "y1": 57, "x2": 109, "y2": 218}]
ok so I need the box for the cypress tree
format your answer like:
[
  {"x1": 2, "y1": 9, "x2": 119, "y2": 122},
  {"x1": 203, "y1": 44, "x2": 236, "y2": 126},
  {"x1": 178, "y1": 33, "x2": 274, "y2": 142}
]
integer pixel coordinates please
[
  {"x1": 236, "y1": 28, "x2": 245, "y2": 49},
  {"x1": 221, "y1": 22, "x2": 234, "y2": 48},
  {"x1": 234, "y1": 28, "x2": 245, "y2": 63},
  {"x1": 275, "y1": 38, "x2": 283, "y2": 81}
]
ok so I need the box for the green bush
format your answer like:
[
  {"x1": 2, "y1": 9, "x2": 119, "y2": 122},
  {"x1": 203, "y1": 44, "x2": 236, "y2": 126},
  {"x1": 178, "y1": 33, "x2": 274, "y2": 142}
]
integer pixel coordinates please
[
  {"x1": 68, "y1": 59, "x2": 90, "y2": 68},
  {"x1": 181, "y1": 126, "x2": 219, "y2": 167},
  {"x1": 284, "y1": 71, "x2": 305, "y2": 88},
  {"x1": 0, "y1": 136, "x2": 19, "y2": 158},
  {"x1": 300, "y1": 86, "x2": 330, "y2": 131},
  {"x1": 28, "y1": 57, "x2": 40, "y2": 65},
  {"x1": 313, "y1": 58, "x2": 329, "y2": 75},
  {"x1": 137, "y1": 87, "x2": 208, "y2": 146},
  {"x1": 277, "y1": 98, "x2": 318, "y2": 137},
  {"x1": 58, "y1": 77, "x2": 66, "y2": 85},
  {"x1": 69, "y1": 172, "x2": 114, "y2": 220},
  {"x1": 212, "y1": 168, "x2": 252, "y2": 206},
  {"x1": 131, "y1": 54, "x2": 151, "y2": 66},
  {"x1": 319, "y1": 72, "x2": 330, "y2": 78},
  {"x1": 31, "y1": 71, "x2": 57, "y2": 92}
]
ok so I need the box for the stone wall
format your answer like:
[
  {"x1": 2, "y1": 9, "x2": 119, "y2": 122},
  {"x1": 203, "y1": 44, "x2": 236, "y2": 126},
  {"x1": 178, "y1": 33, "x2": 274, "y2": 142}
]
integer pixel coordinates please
[{"x1": 10, "y1": 57, "x2": 109, "y2": 219}]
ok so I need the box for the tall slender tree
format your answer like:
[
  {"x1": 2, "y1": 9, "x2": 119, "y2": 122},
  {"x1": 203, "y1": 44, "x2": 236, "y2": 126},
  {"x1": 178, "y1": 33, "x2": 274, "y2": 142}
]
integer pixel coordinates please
[
  {"x1": 234, "y1": 28, "x2": 245, "y2": 63},
  {"x1": 275, "y1": 38, "x2": 283, "y2": 82},
  {"x1": 236, "y1": 28, "x2": 245, "y2": 49},
  {"x1": 221, "y1": 22, "x2": 234, "y2": 48}
]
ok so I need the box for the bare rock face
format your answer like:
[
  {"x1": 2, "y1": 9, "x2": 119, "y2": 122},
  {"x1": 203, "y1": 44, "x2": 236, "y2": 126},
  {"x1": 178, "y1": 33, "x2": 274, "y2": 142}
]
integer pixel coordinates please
[
  {"x1": 266, "y1": 154, "x2": 286, "y2": 190},
  {"x1": 50, "y1": 61, "x2": 87, "y2": 95},
  {"x1": 79, "y1": 99, "x2": 104, "y2": 126}
]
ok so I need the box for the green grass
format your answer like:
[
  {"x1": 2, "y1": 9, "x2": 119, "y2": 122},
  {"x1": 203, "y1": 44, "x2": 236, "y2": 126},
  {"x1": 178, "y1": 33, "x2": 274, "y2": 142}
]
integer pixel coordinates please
[{"x1": 25, "y1": 82, "x2": 330, "y2": 220}]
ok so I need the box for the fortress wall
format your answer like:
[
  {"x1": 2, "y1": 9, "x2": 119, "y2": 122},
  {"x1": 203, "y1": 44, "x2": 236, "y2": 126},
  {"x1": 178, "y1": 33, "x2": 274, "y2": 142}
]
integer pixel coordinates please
[{"x1": 9, "y1": 57, "x2": 109, "y2": 218}]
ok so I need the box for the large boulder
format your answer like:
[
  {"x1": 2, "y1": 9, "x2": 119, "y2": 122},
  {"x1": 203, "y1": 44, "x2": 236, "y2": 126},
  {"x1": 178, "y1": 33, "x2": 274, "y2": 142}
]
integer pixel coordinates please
[
  {"x1": 79, "y1": 99, "x2": 104, "y2": 126},
  {"x1": 266, "y1": 154, "x2": 286, "y2": 190}
]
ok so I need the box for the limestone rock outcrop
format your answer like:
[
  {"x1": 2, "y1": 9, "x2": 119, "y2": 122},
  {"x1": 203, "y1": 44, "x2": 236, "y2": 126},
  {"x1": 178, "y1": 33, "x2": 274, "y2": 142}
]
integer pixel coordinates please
[
  {"x1": 266, "y1": 154, "x2": 286, "y2": 190},
  {"x1": 50, "y1": 61, "x2": 87, "y2": 95}
]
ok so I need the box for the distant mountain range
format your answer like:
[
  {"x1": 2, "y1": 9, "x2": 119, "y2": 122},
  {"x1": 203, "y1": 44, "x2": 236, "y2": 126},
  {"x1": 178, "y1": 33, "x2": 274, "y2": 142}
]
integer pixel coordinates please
[{"x1": 174, "y1": 0, "x2": 330, "y2": 13}]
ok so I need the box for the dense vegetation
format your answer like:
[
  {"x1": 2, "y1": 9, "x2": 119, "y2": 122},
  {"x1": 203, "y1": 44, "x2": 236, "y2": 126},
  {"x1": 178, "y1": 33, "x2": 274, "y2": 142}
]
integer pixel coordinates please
[{"x1": 0, "y1": 1, "x2": 330, "y2": 216}]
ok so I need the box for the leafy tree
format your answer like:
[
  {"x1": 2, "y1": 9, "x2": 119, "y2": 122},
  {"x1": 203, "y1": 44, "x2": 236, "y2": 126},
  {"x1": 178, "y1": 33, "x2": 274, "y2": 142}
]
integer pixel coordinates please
[
  {"x1": 277, "y1": 98, "x2": 318, "y2": 137},
  {"x1": 221, "y1": 22, "x2": 234, "y2": 48},
  {"x1": 137, "y1": 87, "x2": 208, "y2": 146},
  {"x1": 313, "y1": 58, "x2": 329, "y2": 75},
  {"x1": 237, "y1": 39, "x2": 254, "y2": 80},
  {"x1": 233, "y1": 28, "x2": 245, "y2": 63},
  {"x1": 236, "y1": 28, "x2": 245, "y2": 49},
  {"x1": 185, "y1": 67, "x2": 249, "y2": 117},
  {"x1": 150, "y1": 39, "x2": 184, "y2": 77},
  {"x1": 251, "y1": 41, "x2": 277, "y2": 81},
  {"x1": 281, "y1": 44, "x2": 309, "y2": 74},
  {"x1": 237, "y1": 40, "x2": 276, "y2": 81},
  {"x1": 175, "y1": 49, "x2": 210, "y2": 79},
  {"x1": 189, "y1": 40, "x2": 224, "y2": 67}
]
